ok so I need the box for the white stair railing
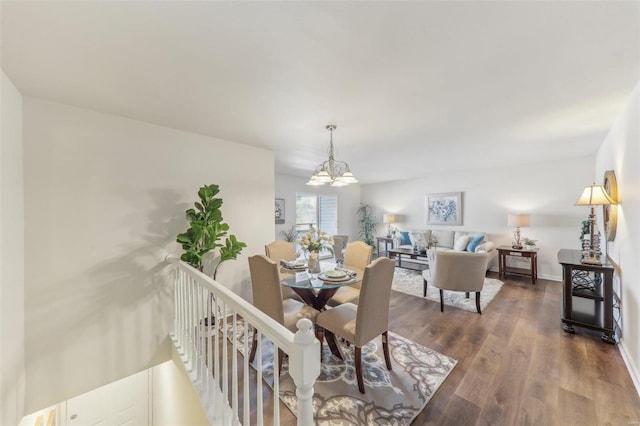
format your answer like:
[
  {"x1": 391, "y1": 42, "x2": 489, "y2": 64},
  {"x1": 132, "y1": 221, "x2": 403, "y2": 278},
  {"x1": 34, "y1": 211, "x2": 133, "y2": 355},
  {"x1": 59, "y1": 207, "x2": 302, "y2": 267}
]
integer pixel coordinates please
[{"x1": 166, "y1": 256, "x2": 320, "y2": 425}]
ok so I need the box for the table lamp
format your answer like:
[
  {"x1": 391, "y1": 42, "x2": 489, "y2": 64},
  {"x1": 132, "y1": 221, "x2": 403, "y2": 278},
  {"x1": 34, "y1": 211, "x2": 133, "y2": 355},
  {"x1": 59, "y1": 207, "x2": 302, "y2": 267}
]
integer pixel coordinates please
[
  {"x1": 383, "y1": 213, "x2": 397, "y2": 238},
  {"x1": 508, "y1": 214, "x2": 530, "y2": 249},
  {"x1": 575, "y1": 183, "x2": 615, "y2": 265}
]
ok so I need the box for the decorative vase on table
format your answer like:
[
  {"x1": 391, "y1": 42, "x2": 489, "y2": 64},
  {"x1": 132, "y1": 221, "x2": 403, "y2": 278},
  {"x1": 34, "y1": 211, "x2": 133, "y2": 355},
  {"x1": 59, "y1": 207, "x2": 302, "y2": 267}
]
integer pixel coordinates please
[
  {"x1": 307, "y1": 251, "x2": 321, "y2": 274},
  {"x1": 297, "y1": 227, "x2": 333, "y2": 275}
]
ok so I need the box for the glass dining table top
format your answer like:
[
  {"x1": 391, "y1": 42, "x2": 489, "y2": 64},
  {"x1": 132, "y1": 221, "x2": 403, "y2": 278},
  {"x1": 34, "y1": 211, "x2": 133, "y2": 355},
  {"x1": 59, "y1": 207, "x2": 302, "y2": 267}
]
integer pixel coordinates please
[{"x1": 280, "y1": 262, "x2": 362, "y2": 290}]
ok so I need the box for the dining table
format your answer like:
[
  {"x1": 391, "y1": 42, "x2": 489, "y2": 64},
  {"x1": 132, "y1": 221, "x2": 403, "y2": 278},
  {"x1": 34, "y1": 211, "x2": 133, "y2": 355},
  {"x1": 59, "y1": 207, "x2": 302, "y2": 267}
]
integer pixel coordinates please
[{"x1": 280, "y1": 261, "x2": 363, "y2": 360}]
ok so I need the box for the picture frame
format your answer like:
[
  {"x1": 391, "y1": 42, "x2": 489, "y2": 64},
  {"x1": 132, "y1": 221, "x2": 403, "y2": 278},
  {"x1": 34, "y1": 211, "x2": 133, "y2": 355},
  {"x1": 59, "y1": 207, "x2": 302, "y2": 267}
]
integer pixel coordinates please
[
  {"x1": 603, "y1": 170, "x2": 618, "y2": 241},
  {"x1": 275, "y1": 198, "x2": 285, "y2": 224},
  {"x1": 426, "y1": 192, "x2": 463, "y2": 225}
]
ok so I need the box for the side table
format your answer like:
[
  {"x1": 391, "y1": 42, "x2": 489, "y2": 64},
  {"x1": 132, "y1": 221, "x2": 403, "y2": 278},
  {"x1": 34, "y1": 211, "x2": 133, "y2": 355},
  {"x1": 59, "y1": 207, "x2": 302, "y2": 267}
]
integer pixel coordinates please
[
  {"x1": 558, "y1": 249, "x2": 615, "y2": 344},
  {"x1": 497, "y1": 246, "x2": 538, "y2": 284},
  {"x1": 376, "y1": 236, "x2": 395, "y2": 257}
]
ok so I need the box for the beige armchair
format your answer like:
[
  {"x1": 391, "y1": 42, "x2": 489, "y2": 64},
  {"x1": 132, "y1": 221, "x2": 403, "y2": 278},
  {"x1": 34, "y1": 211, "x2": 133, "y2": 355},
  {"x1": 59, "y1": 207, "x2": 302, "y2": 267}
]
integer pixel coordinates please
[
  {"x1": 427, "y1": 251, "x2": 490, "y2": 314},
  {"x1": 327, "y1": 241, "x2": 373, "y2": 307},
  {"x1": 315, "y1": 257, "x2": 396, "y2": 393},
  {"x1": 248, "y1": 255, "x2": 319, "y2": 372},
  {"x1": 265, "y1": 240, "x2": 302, "y2": 302}
]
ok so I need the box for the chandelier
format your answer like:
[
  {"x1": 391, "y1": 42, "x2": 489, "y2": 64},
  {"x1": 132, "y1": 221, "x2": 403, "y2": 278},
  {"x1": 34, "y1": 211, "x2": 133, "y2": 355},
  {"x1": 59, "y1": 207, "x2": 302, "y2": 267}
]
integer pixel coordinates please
[{"x1": 306, "y1": 124, "x2": 358, "y2": 187}]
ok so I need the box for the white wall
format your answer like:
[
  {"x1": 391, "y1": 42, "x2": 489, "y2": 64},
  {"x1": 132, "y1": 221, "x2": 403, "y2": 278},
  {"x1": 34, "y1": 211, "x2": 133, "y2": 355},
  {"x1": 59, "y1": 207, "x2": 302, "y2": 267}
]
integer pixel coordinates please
[
  {"x1": 23, "y1": 97, "x2": 274, "y2": 412},
  {"x1": 275, "y1": 173, "x2": 361, "y2": 242},
  {"x1": 0, "y1": 71, "x2": 26, "y2": 425},
  {"x1": 595, "y1": 82, "x2": 640, "y2": 391},
  {"x1": 360, "y1": 156, "x2": 595, "y2": 280}
]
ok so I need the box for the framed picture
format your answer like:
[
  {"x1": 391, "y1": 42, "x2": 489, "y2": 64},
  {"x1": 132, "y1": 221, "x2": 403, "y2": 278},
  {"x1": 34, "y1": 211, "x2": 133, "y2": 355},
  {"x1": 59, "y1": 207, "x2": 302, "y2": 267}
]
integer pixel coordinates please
[
  {"x1": 426, "y1": 192, "x2": 463, "y2": 225},
  {"x1": 603, "y1": 170, "x2": 618, "y2": 241},
  {"x1": 275, "y1": 198, "x2": 285, "y2": 224}
]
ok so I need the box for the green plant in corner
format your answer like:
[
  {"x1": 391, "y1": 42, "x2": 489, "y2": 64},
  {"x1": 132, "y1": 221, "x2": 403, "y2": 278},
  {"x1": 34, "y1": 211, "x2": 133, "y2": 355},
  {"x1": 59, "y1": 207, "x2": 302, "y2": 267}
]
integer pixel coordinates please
[
  {"x1": 357, "y1": 203, "x2": 377, "y2": 247},
  {"x1": 176, "y1": 184, "x2": 247, "y2": 279},
  {"x1": 280, "y1": 224, "x2": 298, "y2": 242},
  {"x1": 522, "y1": 237, "x2": 537, "y2": 246}
]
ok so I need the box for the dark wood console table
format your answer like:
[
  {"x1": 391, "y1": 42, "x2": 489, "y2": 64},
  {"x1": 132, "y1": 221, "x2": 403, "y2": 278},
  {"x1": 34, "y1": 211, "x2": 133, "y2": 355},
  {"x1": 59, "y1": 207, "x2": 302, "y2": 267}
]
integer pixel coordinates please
[
  {"x1": 557, "y1": 249, "x2": 615, "y2": 344},
  {"x1": 376, "y1": 236, "x2": 395, "y2": 257},
  {"x1": 497, "y1": 246, "x2": 538, "y2": 284}
]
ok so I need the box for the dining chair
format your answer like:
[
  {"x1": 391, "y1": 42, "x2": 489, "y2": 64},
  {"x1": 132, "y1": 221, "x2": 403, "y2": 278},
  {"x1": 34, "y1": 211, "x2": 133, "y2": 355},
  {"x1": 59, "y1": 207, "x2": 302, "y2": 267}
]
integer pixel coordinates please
[
  {"x1": 265, "y1": 240, "x2": 303, "y2": 302},
  {"x1": 248, "y1": 255, "x2": 319, "y2": 372},
  {"x1": 315, "y1": 257, "x2": 396, "y2": 393},
  {"x1": 427, "y1": 251, "x2": 489, "y2": 314},
  {"x1": 327, "y1": 240, "x2": 373, "y2": 307},
  {"x1": 332, "y1": 234, "x2": 349, "y2": 263}
]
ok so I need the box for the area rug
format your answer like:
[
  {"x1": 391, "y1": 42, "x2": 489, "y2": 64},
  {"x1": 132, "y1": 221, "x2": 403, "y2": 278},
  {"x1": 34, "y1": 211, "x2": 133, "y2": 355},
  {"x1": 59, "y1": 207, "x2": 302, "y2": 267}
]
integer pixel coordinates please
[
  {"x1": 227, "y1": 320, "x2": 457, "y2": 425},
  {"x1": 392, "y1": 268, "x2": 504, "y2": 313}
]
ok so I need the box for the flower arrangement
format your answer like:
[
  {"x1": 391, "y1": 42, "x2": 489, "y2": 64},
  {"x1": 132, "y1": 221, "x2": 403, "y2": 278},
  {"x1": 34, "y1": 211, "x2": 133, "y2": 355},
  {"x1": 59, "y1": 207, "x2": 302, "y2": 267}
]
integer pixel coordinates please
[{"x1": 298, "y1": 227, "x2": 334, "y2": 254}]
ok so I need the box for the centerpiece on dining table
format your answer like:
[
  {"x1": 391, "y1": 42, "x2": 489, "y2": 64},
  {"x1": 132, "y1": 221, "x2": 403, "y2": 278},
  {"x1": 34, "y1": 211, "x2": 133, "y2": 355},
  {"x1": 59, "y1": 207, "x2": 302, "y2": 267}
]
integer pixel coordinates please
[{"x1": 297, "y1": 228, "x2": 334, "y2": 274}]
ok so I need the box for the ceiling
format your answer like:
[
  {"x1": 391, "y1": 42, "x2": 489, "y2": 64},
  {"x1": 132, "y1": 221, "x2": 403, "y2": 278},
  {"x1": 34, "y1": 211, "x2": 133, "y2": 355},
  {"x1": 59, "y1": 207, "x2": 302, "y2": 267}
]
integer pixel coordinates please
[{"x1": 2, "y1": 1, "x2": 639, "y2": 184}]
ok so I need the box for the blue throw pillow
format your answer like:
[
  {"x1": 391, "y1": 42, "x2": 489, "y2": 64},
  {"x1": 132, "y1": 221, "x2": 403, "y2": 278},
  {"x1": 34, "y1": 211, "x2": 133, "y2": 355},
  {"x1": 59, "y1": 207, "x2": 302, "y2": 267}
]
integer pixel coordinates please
[
  {"x1": 399, "y1": 231, "x2": 411, "y2": 246},
  {"x1": 467, "y1": 235, "x2": 485, "y2": 252}
]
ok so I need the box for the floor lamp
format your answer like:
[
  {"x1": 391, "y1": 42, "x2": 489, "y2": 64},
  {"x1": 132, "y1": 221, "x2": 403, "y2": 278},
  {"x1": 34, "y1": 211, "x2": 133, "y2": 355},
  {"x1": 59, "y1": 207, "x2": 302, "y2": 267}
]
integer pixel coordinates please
[{"x1": 575, "y1": 184, "x2": 615, "y2": 265}]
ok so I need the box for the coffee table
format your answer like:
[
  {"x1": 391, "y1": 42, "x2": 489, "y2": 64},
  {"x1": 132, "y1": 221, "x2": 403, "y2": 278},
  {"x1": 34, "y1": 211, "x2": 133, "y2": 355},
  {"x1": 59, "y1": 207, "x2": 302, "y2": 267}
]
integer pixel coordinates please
[{"x1": 388, "y1": 247, "x2": 430, "y2": 270}]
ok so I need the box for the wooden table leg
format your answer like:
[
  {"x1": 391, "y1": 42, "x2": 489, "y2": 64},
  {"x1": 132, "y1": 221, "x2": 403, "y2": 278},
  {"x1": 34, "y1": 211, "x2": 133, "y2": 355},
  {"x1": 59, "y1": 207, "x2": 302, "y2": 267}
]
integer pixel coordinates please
[{"x1": 323, "y1": 330, "x2": 344, "y2": 360}]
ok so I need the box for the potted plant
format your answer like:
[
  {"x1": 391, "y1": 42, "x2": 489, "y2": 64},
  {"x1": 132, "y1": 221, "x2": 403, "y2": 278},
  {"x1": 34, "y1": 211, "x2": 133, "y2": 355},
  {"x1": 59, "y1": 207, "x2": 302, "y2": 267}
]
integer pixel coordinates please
[
  {"x1": 357, "y1": 203, "x2": 377, "y2": 247},
  {"x1": 176, "y1": 184, "x2": 246, "y2": 279},
  {"x1": 522, "y1": 237, "x2": 537, "y2": 251}
]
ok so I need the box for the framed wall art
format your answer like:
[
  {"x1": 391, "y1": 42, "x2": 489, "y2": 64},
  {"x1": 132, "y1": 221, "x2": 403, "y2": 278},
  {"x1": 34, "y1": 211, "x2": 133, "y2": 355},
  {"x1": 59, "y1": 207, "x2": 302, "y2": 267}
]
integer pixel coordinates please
[
  {"x1": 426, "y1": 192, "x2": 463, "y2": 226},
  {"x1": 275, "y1": 198, "x2": 285, "y2": 224},
  {"x1": 603, "y1": 170, "x2": 618, "y2": 241}
]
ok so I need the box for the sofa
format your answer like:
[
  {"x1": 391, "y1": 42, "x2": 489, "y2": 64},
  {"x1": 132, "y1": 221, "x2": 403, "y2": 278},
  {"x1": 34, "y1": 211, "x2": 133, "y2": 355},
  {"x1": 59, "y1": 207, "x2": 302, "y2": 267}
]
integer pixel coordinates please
[{"x1": 392, "y1": 229, "x2": 496, "y2": 270}]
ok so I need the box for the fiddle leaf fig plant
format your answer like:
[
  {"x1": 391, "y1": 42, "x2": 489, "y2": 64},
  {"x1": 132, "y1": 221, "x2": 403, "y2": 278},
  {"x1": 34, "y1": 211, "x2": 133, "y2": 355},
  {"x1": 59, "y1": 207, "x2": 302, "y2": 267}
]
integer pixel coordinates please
[{"x1": 176, "y1": 184, "x2": 246, "y2": 279}]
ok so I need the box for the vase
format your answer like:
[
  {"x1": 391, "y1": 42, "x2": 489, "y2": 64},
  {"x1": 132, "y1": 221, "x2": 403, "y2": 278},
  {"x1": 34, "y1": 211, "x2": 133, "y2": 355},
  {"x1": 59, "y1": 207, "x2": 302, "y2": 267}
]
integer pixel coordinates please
[{"x1": 307, "y1": 251, "x2": 321, "y2": 274}]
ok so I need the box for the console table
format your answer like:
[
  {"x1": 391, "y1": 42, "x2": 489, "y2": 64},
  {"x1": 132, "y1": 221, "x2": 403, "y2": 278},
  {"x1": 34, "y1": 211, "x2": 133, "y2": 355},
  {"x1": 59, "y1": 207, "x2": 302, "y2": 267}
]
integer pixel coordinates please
[
  {"x1": 376, "y1": 236, "x2": 395, "y2": 257},
  {"x1": 558, "y1": 248, "x2": 615, "y2": 344},
  {"x1": 497, "y1": 246, "x2": 538, "y2": 284}
]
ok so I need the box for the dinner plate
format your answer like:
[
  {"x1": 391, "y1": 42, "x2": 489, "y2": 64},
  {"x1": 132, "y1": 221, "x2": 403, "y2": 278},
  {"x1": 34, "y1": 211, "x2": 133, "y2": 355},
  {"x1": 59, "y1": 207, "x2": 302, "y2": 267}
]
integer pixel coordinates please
[
  {"x1": 324, "y1": 269, "x2": 347, "y2": 279},
  {"x1": 318, "y1": 272, "x2": 352, "y2": 282}
]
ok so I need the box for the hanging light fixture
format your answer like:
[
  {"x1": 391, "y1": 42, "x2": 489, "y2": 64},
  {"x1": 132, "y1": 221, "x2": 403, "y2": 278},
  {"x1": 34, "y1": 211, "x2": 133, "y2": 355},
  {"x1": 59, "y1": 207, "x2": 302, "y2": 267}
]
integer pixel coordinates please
[{"x1": 306, "y1": 124, "x2": 358, "y2": 187}]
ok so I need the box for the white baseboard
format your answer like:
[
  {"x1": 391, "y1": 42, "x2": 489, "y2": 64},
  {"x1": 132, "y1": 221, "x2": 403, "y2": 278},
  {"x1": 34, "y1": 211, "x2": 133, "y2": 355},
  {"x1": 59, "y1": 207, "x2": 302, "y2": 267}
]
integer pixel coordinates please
[
  {"x1": 487, "y1": 267, "x2": 561, "y2": 282},
  {"x1": 618, "y1": 339, "x2": 640, "y2": 398}
]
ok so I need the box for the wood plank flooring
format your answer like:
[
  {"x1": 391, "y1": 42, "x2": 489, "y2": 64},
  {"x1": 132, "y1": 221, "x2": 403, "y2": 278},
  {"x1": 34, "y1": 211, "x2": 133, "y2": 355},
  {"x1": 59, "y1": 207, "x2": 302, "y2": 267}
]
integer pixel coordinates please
[
  {"x1": 231, "y1": 271, "x2": 640, "y2": 424},
  {"x1": 397, "y1": 272, "x2": 640, "y2": 425}
]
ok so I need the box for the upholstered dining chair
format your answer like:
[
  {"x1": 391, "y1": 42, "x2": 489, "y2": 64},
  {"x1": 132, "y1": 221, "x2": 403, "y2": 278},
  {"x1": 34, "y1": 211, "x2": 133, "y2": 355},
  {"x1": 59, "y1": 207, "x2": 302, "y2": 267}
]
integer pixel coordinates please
[
  {"x1": 265, "y1": 240, "x2": 302, "y2": 302},
  {"x1": 327, "y1": 240, "x2": 373, "y2": 307},
  {"x1": 331, "y1": 234, "x2": 349, "y2": 263},
  {"x1": 248, "y1": 255, "x2": 319, "y2": 372},
  {"x1": 315, "y1": 257, "x2": 396, "y2": 393},
  {"x1": 427, "y1": 251, "x2": 490, "y2": 314}
]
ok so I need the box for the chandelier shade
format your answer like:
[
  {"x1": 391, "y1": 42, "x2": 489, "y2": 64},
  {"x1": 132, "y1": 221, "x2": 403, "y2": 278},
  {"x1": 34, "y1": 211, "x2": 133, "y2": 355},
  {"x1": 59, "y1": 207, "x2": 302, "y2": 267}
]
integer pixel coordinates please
[{"x1": 306, "y1": 124, "x2": 358, "y2": 187}]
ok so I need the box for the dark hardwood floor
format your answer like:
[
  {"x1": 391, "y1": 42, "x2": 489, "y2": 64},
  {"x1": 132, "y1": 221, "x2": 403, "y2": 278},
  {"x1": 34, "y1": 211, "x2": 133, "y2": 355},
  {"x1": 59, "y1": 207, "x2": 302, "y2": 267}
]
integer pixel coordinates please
[
  {"x1": 395, "y1": 271, "x2": 640, "y2": 425},
  {"x1": 233, "y1": 269, "x2": 640, "y2": 424}
]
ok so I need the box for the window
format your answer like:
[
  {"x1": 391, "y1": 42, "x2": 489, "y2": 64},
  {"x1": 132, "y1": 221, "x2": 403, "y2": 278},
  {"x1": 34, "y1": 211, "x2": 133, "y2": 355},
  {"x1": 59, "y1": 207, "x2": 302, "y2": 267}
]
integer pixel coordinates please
[{"x1": 296, "y1": 193, "x2": 338, "y2": 255}]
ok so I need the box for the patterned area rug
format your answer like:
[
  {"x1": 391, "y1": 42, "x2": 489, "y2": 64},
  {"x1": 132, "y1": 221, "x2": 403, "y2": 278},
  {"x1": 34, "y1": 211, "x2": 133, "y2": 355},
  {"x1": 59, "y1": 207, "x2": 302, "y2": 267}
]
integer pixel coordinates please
[
  {"x1": 230, "y1": 320, "x2": 457, "y2": 425},
  {"x1": 392, "y1": 268, "x2": 504, "y2": 312}
]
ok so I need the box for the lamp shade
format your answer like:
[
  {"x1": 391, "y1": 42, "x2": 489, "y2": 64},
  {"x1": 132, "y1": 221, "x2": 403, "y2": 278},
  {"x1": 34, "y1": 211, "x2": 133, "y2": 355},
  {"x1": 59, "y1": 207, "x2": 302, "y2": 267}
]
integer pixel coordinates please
[
  {"x1": 383, "y1": 214, "x2": 397, "y2": 224},
  {"x1": 575, "y1": 184, "x2": 615, "y2": 206},
  {"x1": 508, "y1": 214, "x2": 530, "y2": 227}
]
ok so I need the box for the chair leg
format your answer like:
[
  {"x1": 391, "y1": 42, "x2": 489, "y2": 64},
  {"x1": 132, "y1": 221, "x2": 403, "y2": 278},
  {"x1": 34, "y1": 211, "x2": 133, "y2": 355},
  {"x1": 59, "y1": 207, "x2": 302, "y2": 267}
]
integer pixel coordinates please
[
  {"x1": 355, "y1": 346, "x2": 365, "y2": 394},
  {"x1": 465, "y1": 291, "x2": 470, "y2": 298},
  {"x1": 278, "y1": 348, "x2": 285, "y2": 376},
  {"x1": 476, "y1": 292, "x2": 482, "y2": 314},
  {"x1": 315, "y1": 327, "x2": 324, "y2": 360},
  {"x1": 249, "y1": 328, "x2": 258, "y2": 362},
  {"x1": 439, "y1": 289, "x2": 444, "y2": 312},
  {"x1": 423, "y1": 278, "x2": 427, "y2": 297},
  {"x1": 382, "y1": 331, "x2": 392, "y2": 371}
]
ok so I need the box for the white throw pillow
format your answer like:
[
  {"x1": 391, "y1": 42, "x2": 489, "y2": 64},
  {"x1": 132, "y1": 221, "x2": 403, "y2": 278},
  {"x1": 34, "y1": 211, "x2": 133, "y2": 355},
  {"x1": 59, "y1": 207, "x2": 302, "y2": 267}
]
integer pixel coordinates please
[{"x1": 453, "y1": 235, "x2": 471, "y2": 251}]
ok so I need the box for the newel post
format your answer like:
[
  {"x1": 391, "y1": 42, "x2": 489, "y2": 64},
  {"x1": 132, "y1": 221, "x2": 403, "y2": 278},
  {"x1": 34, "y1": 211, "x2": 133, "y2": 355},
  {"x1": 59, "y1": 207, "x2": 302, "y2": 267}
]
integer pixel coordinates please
[{"x1": 289, "y1": 318, "x2": 320, "y2": 426}]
